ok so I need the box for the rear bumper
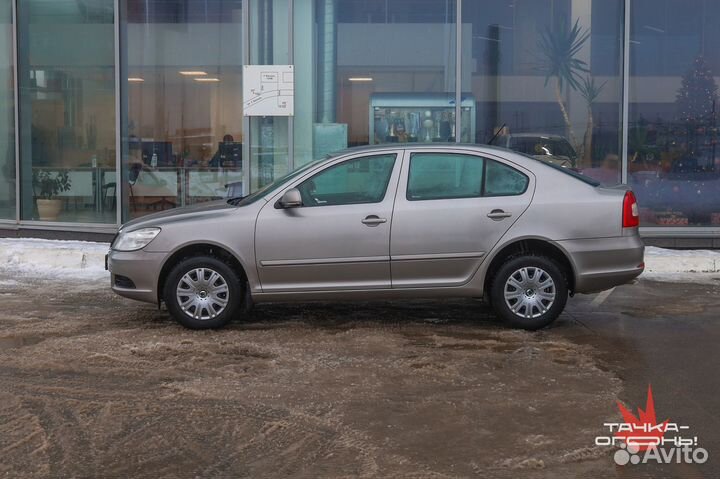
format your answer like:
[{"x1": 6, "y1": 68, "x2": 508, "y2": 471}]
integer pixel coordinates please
[
  {"x1": 559, "y1": 234, "x2": 645, "y2": 294},
  {"x1": 107, "y1": 249, "x2": 166, "y2": 304}
]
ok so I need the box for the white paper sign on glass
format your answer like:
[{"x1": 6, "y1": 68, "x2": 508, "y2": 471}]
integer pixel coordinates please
[{"x1": 243, "y1": 65, "x2": 294, "y2": 116}]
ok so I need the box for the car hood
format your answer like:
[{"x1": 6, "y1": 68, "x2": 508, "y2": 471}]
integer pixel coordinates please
[{"x1": 119, "y1": 200, "x2": 240, "y2": 231}]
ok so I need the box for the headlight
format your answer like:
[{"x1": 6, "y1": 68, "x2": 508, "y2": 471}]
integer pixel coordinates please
[{"x1": 112, "y1": 227, "x2": 161, "y2": 251}]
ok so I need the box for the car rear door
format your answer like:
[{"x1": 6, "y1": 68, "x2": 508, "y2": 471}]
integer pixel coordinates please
[
  {"x1": 255, "y1": 150, "x2": 402, "y2": 292},
  {"x1": 390, "y1": 148, "x2": 534, "y2": 288}
]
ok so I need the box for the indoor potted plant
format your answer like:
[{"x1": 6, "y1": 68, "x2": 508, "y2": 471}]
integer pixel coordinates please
[{"x1": 32, "y1": 170, "x2": 71, "y2": 221}]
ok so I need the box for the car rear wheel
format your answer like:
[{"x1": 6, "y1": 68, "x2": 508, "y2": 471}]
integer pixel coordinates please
[
  {"x1": 489, "y1": 255, "x2": 568, "y2": 330},
  {"x1": 163, "y1": 256, "x2": 244, "y2": 329}
]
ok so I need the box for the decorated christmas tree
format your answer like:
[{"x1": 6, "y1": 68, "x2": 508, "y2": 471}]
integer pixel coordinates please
[{"x1": 676, "y1": 56, "x2": 718, "y2": 124}]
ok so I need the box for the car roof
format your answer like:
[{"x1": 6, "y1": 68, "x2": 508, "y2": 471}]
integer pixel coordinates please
[
  {"x1": 331, "y1": 143, "x2": 523, "y2": 158},
  {"x1": 503, "y1": 133, "x2": 567, "y2": 140},
  {"x1": 324, "y1": 143, "x2": 549, "y2": 177}
]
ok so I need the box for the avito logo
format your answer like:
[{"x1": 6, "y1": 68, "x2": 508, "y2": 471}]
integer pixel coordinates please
[{"x1": 594, "y1": 385, "x2": 709, "y2": 466}]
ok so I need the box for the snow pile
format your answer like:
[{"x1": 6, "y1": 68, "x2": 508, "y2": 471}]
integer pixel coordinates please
[
  {"x1": 0, "y1": 238, "x2": 110, "y2": 280},
  {"x1": 644, "y1": 246, "x2": 720, "y2": 273}
]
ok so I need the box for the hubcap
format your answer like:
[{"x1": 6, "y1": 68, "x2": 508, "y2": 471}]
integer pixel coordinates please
[
  {"x1": 175, "y1": 268, "x2": 229, "y2": 320},
  {"x1": 503, "y1": 267, "x2": 556, "y2": 319}
]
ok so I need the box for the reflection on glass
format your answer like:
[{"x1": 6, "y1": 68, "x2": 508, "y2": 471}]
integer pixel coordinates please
[
  {"x1": 0, "y1": 0, "x2": 14, "y2": 219},
  {"x1": 18, "y1": 0, "x2": 115, "y2": 223},
  {"x1": 121, "y1": 0, "x2": 244, "y2": 220},
  {"x1": 293, "y1": 0, "x2": 457, "y2": 166},
  {"x1": 463, "y1": 0, "x2": 624, "y2": 186},
  {"x1": 369, "y1": 94, "x2": 474, "y2": 144},
  {"x1": 249, "y1": 0, "x2": 290, "y2": 191},
  {"x1": 249, "y1": 117, "x2": 289, "y2": 191},
  {"x1": 630, "y1": 0, "x2": 720, "y2": 226}
]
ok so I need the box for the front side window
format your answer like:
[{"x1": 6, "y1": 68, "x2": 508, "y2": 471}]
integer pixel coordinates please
[
  {"x1": 296, "y1": 154, "x2": 396, "y2": 207},
  {"x1": 407, "y1": 153, "x2": 484, "y2": 200}
]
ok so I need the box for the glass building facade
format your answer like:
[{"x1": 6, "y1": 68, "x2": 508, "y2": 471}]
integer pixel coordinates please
[{"x1": 1, "y1": 0, "x2": 720, "y2": 243}]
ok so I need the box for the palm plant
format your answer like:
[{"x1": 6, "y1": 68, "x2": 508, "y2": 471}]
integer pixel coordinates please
[
  {"x1": 538, "y1": 18, "x2": 590, "y2": 153},
  {"x1": 578, "y1": 76, "x2": 607, "y2": 166}
]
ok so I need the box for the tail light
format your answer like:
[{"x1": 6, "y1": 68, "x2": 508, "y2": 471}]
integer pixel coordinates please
[{"x1": 623, "y1": 191, "x2": 640, "y2": 228}]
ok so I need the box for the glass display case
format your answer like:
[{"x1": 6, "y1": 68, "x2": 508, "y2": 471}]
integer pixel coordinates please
[{"x1": 369, "y1": 93, "x2": 476, "y2": 145}]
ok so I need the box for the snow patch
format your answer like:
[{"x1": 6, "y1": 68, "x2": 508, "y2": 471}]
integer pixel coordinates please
[
  {"x1": 0, "y1": 238, "x2": 110, "y2": 280},
  {"x1": 644, "y1": 246, "x2": 720, "y2": 273}
]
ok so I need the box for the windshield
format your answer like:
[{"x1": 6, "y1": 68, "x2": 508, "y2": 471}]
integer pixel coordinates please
[
  {"x1": 509, "y1": 137, "x2": 577, "y2": 159},
  {"x1": 230, "y1": 159, "x2": 324, "y2": 206}
]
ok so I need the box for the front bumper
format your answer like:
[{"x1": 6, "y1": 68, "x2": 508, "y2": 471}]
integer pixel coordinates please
[
  {"x1": 559, "y1": 234, "x2": 645, "y2": 294},
  {"x1": 106, "y1": 249, "x2": 167, "y2": 304}
]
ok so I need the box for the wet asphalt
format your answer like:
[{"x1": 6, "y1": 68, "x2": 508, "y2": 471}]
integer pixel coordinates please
[
  {"x1": 557, "y1": 278, "x2": 720, "y2": 479},
  {"x1": 0, "y1": 273, "x2": 718, "y2": 478}
]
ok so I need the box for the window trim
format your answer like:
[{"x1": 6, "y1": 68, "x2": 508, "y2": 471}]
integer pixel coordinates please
[
  {"x1": 295, "y1": 153, "x2": 398, "y2": 208},
  {"x1": 405, "y1": 152, "x2": 529, "y2": 202}
]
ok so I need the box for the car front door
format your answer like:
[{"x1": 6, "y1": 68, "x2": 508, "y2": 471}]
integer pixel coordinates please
[
  {"x1": 255, "y1": 151, "x2": 401, "y2": 292},
  {"x1": 390, "y1": 149, "x2": 534, "y2": 288}
]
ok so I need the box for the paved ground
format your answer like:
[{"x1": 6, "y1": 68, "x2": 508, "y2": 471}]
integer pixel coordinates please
[{"x1": 0, "y1": 273, "x2": 718, "y2": 478}]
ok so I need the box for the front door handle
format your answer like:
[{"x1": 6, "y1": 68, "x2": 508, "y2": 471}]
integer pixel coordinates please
[
  {"x1": 361, "y1": 215, "x2": 387, "y2": 226},
  {"x1": 487, "y1": 209, "x2": 513, "y2": 220}
]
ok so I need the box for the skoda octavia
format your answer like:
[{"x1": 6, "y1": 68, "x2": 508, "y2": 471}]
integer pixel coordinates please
[{"x1": 107, "y1": 145, "x2": 644, "y2": 330}]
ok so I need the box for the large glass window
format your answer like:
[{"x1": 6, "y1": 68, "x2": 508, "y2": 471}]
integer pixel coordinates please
[
  {"x1": 293, "y1": 0, "x2": 458, "y2": 167},
  {"x1": 120, "y1": 0, "x2": 244, "y2": 220},
  {"x1": 18, "y1": 0, "x2": 115, "y2": 223},
  {"x1": 249, "y1": 0, "x2": 290, "y2": 192},
  {"x1": 463, "y1": 0, "x2": 625, "y2": 186},
  {"x1": 629, "y1": 0, "x2": 720, "y2": 227},
  {"x1": 0, "y1": 0, "x2": 14, "y2": 220}
]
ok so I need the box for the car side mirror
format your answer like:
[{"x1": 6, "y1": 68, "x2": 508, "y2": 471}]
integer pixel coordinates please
[{"x1": 278, "y1": 188, "x2": 303, "y2": 208}]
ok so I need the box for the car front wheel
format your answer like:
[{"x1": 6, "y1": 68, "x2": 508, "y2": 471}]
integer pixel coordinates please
[
  {"x1": 163, "y1": 256, "x2": 244, "y2": 329},
  {"x1": 489, "y1": 255, "x2": 568, "y2": 330}
]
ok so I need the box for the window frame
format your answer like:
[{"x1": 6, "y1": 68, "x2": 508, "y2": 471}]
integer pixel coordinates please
[
  {"x1": 405, "y1": 152, "x2": 529, "y2": 201},
  {"x1": 294, "y1": 153, "x2": 398, "y2": 208}
]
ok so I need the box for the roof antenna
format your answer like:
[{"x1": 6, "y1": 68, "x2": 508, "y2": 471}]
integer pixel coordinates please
[{"x1": 487, "y1": 123, "x2": 506, "y2": 145}]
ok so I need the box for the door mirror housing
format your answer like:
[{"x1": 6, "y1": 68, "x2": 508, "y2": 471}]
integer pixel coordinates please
[{"x1": 278, "y1": 188, "x2": 303, "y2": 208}]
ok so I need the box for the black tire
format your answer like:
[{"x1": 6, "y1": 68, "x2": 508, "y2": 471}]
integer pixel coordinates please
[
  {"x1": 163, "y1": 255, "x2": 244, "y2": 329},
  {"x1": 489, "y1": 255, "x2": 568, "y2": 330}
]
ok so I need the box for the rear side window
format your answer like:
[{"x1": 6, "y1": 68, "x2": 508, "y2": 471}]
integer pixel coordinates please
[
  {"x1": 407, "y1": 153, "x2": 528, "y2": 200},
  {"x1": 484, "y1": 159, "x2": 529, "y2": 196},
  {"x1": 407, "y1": 153, "x2": 484, "y2": 200}
]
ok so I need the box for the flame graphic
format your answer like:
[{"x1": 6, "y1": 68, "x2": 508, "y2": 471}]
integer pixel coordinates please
[{"x1": 615, "y1": 384, "x2": 669, "y2": 451}]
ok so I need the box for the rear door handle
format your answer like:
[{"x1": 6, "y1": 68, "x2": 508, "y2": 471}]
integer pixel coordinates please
[
  {"x1": 487, "y1": 209, "x2": 513, "y2": 220},
  {"x1": 362, "y1": 215, "x2": 387, "y2": 226}
]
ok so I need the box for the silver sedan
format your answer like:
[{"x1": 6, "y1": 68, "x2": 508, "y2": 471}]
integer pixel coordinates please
[{"x1": 107, "y1": 144, "x2": 644, "y2": 330}]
